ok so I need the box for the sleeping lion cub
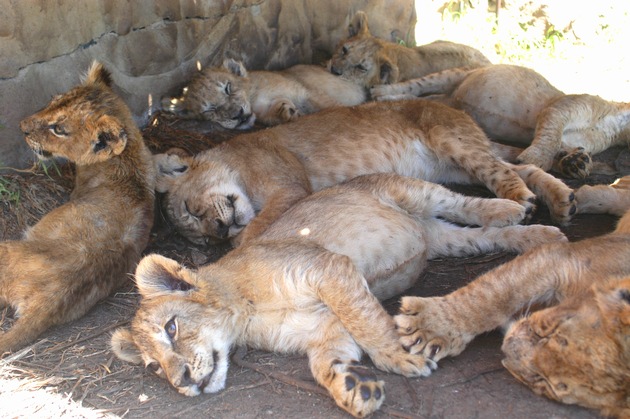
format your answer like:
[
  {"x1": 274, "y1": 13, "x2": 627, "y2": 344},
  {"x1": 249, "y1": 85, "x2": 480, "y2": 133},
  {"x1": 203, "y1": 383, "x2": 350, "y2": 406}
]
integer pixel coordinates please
[
  {"x1": 328, "y1": 11, "x2": 491, "y2": 88},
  {"x1": 0, "y1": 62, "x2": 155, "y2": 354},
  {"x1": 111, "y1": 173, "x2": 566, "y2": 417},
  {"x1": 371, "y1": 64, "x2": 630, "y2": 179},
  {"x1": 153, "y1": 99, "x2": 577, "y2": 246},
  {"x1": 162, "y1": 58, "x2": 366, "y2": 129},
  {"x1": 396, "y1": 176, "x2": 630, "y2": 417}
]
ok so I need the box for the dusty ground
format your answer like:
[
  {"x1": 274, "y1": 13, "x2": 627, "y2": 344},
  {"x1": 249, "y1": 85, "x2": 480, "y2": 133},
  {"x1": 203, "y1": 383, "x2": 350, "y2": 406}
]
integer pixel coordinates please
[{"x1": 1, "y1": 114, "x2": 626, "y2": 419}]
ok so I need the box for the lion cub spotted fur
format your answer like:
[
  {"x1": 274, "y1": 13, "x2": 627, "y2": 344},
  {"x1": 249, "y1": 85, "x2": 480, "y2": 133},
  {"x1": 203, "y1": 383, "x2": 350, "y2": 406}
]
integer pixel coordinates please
[
  {"x1": 162, "y1": 59, "x2": 366, "y2": 129},
  {"x1": 153, "y1": 99, "x2": 577, "y2": 247},
  {"x1": 0, "y1": 62, "x2": 155, "y2": 354},
  {"x1": 372, "y1": 64, "x2": 630, "y2": 179},
  {"x1": 111, "y1": 173, "x2": 566, "y2": 417},
  {"x1": 396, "y1": 177, "x2": 630, "y2": 417},
  {"x1": 328, "y1": 11, "x2": 491, "y2": 88}
]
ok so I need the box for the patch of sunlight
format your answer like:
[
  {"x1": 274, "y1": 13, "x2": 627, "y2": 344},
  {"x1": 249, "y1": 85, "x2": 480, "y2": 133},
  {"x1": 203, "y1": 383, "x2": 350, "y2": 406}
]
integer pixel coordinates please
[{"x1": 414, "y1": 0, "x2": 630, "y2": 102}]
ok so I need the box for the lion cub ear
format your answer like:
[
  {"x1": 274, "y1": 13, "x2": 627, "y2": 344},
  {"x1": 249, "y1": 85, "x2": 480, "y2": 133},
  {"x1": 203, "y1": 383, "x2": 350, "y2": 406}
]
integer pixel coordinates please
[
  {"x1": 348, "y1": 11, "x2": 370, "y2": 37},
  {"x1": 135, "y1": 254, "x2": 196, "y2": 299},
  {"x1": 111, "y1": 328, "x2": 143, "y2": 364},
  {"x1": 93, "y1": 115, "x2": 128, "y2": 157},
  {"x1": 83, "y1": 61, "x2": 114, "y2": 88},
  {"x1": 378, "y1": 57, "x2": 399, "y2": 85},
  {"x1": 153, "y1": 151, "x2": 191, "y2": 193},
  {"x1": 223, "y1": 58, "x2": 248, "y2": 78}
]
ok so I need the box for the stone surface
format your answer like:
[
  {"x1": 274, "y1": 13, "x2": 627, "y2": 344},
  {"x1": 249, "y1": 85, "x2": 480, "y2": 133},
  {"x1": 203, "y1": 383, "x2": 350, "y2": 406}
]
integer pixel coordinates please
[{"x1": 0, "y1": 0, "x2": 416, "y2": 169}]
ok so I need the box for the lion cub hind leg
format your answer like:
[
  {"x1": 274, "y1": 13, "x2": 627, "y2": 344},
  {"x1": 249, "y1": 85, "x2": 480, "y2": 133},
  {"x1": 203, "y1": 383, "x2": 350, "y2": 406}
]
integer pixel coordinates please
[{"x1": 425, "y1": 221, "x2": 566, "y2": 260}]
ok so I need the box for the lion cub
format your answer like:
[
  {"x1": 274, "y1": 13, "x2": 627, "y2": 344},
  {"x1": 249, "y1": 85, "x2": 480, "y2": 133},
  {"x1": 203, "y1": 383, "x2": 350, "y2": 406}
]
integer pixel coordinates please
[
  {"x1": 329, "y1": 11, "x2": 491, "y2": 88},
  {"x1": 395, "y1": 176, "x2": 630, "y2": 417},
  {"x1": 372, "y1": 64, "x2": 630, "y2": 179},
  {"x1": 0, "y1": 62, "x2": 155, "y2": 354},
  {"x1": 162, "y1": 59, "x2": 366, "y2": 129},
  {"x1": 111, "y1": 173, "x2": 566, "y2": 417},
  {"x1": 153, "y1": 99, "x2": 577, "y2": 247}
]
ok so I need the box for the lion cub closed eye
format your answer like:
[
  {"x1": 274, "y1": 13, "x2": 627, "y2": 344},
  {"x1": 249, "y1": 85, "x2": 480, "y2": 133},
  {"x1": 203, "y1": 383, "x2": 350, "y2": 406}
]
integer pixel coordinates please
[
  {"x1": 112, "y1": 173, "x2": 567, "y2": 417},
  {"x1": 0, "y1": 62, "x2": 155, "y2": 354}
]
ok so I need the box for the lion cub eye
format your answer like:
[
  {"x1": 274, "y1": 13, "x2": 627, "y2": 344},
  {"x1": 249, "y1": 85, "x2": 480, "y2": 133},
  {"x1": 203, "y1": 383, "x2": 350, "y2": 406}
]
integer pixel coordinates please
[
  {"x1": 49, "y1": 124, "x2": 68, "y2": 137},
  {"x1": 224, "y1": 82, "x2": 232, "y2": 95},
  {"x1": 165, "y1": 317, "x2": 177, "y2": 340},
  {"x1": 341, "y1": 45, "x2": 348, "y2": 55},
  {"x1": 356, "y1": 64, "x2": 367, "y2": 72}
]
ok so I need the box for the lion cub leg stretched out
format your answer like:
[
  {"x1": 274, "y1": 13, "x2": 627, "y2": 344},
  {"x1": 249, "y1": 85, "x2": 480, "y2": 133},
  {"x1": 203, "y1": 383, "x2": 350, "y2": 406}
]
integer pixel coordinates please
[
  {"x1": 372, "y1": 66, "x2": 630, "y2": 179},
  {"x1": 0, "y1": 62, "x2": 155, "y2": 354},
  {"x1": 395, "y1": 177, "x2": 630, "y2": 416},
  {"x1": 111, "y1": 174, "x2": 566, "y2": 417}
]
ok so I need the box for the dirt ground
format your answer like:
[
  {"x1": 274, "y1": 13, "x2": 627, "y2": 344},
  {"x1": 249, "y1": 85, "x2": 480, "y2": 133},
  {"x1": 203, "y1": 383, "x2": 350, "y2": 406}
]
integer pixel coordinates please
[{"x1": 1, "y1": 115, "x2": 627, "y2": 419}]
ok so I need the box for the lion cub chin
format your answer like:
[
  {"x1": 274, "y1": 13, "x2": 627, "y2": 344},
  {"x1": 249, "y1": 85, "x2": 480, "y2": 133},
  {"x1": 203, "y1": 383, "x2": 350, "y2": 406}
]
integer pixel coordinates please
[
  {"x1": 111, "y1": 173, "x2": 567, "y2": 417},
  {"x1": 0, "y1": 62, "x2": 155, "y2": 354}
]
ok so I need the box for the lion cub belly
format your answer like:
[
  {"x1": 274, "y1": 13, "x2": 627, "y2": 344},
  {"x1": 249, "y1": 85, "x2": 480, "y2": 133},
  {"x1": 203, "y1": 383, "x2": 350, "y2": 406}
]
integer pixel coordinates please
[{"x1": 259, "y1": 192, "x2": 427, "y2": 290}]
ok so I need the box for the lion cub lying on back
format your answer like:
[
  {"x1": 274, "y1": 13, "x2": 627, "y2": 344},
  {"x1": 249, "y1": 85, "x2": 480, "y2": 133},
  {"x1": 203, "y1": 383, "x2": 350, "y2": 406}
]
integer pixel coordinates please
[
  {"x1": 153, "y1": 99, "x2": 577, "y2": 247},
  {"x1": 111, "y1": 173, "x2": 566, "y2": 417},
  {"x1": 162, "y1": 58, "x2": 366, "y2": 129},
  {"x1": 396, "y1": 177, "x2": 630, "y2": 417},
  {"x1": 0, "y1": 62, "x2": 155, "y2": 354},
  {"x1": 329, "y1": 11, "x2": 491, "y2": 88},
  {"x1": 372, "y1": 64, "x2": 630, "y2": 179}
]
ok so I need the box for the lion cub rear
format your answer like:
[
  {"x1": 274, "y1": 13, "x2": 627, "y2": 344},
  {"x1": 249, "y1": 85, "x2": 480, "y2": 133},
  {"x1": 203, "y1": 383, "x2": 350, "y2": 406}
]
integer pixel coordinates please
[{"x1": 0, "y1": 62, "x2": 155, "y2": 354}]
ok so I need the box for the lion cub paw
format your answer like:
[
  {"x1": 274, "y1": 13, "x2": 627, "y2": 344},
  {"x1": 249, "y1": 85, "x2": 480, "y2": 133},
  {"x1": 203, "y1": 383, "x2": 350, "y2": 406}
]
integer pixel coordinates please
[
  {"x1": 395, "y1": 296, "x2": 474, "y2": 363},
  {"x1": 274, "y1": 100, "x2": 300, "y2": 122},
  {"x1": 476, "y1": 199, "x2": 527, "y2": 227},
  {"x1": 553, "y1": 147, "x2": 593, "y2": 179},
  {"x1": 329, "y1": 363, "x2": 385, "y2": 418}
]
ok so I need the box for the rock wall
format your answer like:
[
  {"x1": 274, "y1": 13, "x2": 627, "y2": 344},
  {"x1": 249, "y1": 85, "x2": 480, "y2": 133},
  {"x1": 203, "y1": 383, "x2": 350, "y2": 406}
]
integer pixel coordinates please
[{"x1": 0, "y1": 0, "x2": 415, "y2": 169}]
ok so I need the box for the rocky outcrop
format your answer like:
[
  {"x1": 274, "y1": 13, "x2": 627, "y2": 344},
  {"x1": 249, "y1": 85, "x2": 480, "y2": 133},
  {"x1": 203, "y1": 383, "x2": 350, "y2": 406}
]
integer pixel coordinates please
[{"x1": 0, "y1": 0, "x2": 415, "y2": 169}]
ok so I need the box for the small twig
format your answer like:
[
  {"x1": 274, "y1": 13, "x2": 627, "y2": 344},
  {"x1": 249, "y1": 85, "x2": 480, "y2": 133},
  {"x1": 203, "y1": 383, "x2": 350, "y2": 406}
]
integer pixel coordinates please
[{"x1": 41, "y1": 319, "x2": 130, "y2": 355}]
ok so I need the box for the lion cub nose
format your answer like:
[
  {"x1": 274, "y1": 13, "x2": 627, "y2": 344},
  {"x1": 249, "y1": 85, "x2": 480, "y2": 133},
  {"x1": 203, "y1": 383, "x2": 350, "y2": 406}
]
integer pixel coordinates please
[{"x1": 20, "y1": 116, "x2": 35, "y2": 135}]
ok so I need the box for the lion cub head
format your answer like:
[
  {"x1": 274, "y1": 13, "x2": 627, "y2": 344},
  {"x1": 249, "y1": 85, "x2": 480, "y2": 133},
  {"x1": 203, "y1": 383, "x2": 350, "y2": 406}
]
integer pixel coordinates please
[
  {"x1": 329, "y1": 11, "x2": 399, "y2": 88},
  {"x1": 20, "y1": 62, "x2": 131, "y2": 166},
  {"x1": 162, "y1": 59, "x2": 256, "y2": 130},
  {"x1": 153, "y1": 150, "x2": 255, "y2": 245},
  {"x1": 502, "y1": 277, "x2": 630, "y2": 417},
  {"x1": 111, "y1": 254, "x2": 236, "y2": 396}
]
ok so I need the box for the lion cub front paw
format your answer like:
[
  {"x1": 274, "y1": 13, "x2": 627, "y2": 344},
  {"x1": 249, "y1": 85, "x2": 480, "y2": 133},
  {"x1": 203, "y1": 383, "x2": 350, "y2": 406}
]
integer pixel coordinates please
[
  {"x1": 274, "y1": 100, "x2": 300, "y2": 122},
  {"x1": 329, "y1": 363, "x2": 384, "y2": 418},
  {"x1": 395, "y1": 296, "x2": 474, "y2": 363},
  {"x1": 553, "y1": 147, "x2": 593, "y2": 179}
]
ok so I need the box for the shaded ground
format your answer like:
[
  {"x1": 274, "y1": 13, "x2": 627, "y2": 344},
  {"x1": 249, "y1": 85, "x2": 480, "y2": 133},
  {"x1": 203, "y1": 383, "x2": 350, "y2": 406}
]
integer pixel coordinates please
[{"x1": 0, "y1": 114, "x2": 626, "y2": 418}]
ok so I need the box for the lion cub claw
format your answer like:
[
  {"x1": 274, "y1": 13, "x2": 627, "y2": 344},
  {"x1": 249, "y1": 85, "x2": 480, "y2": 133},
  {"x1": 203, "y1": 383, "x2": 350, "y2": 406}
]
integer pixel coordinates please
[{"x1": 395, "y1": 297, "x2": 473, "y2": 363}]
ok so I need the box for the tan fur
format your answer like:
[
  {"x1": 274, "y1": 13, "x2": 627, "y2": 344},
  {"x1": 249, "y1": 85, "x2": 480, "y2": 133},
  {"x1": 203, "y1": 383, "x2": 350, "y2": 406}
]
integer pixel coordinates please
[
  {"x1": 328, "y1": 11, "x2": 491, "y2": 88},
  {"x1": 0, "y1": 62, "x2": 155, "y2": 354},
  {"x1": 162, "y1": 59, "x2": 367, "y2": 129},
  {"x1": 395, "y1": 176, "x2": 630, "y2": 417},
  {"x1": 372, "y1": 64, "x2": 630, "y2": 179},
  {"x1": 111, "y1": 173, "x2": 567, "y2": 417},
  {"x1": 153, "y1": 99, "x2": 578, "y2": 247}
]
